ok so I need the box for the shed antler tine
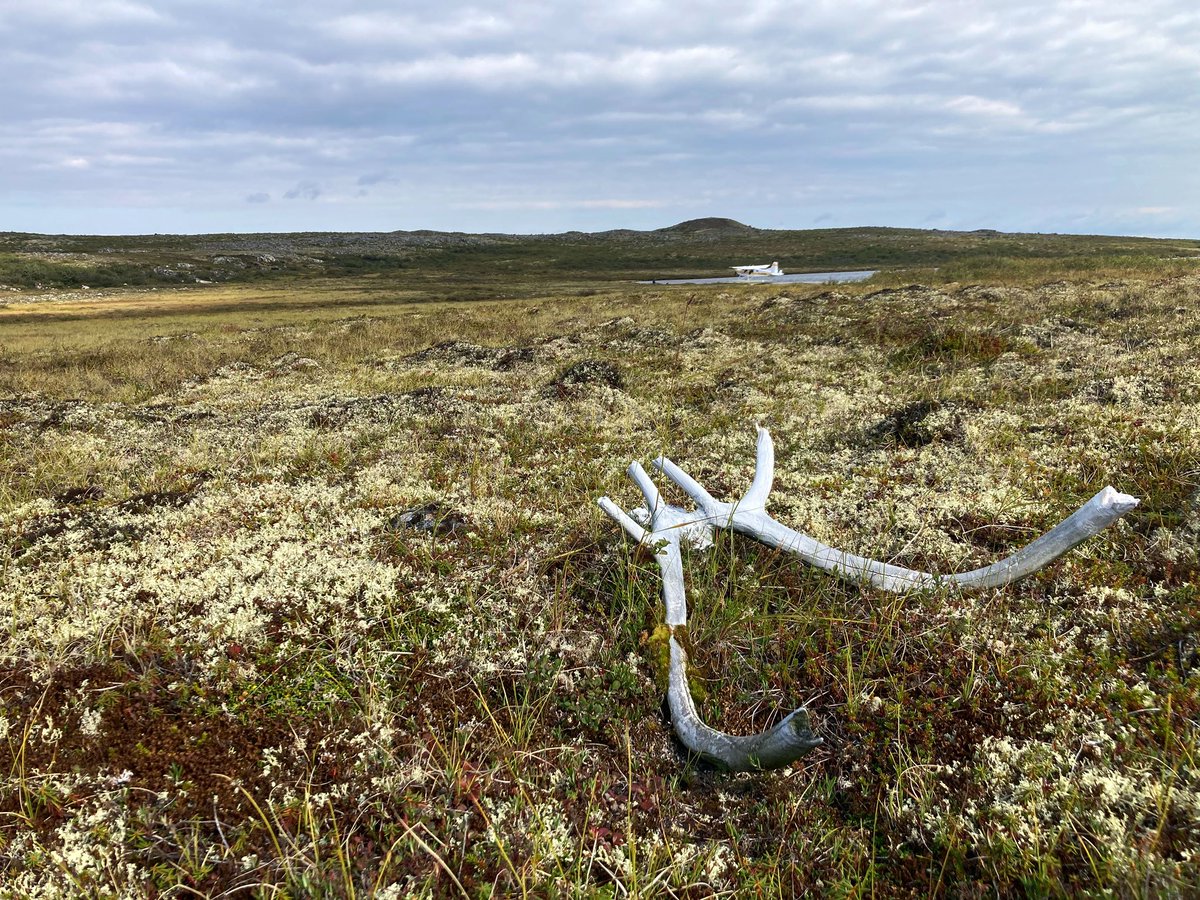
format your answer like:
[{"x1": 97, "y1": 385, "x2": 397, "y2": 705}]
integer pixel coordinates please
[
  {"x1": 627, "y1": 461, "x2": 663, "y2": 514},
  {"x1": 597, "y1": 497, "x2": 647, "y2": 544},
  {"x1": 652, "y1": 455, "x2": 717, "y2": 510},
  {"x1": 741, "y1": 424, "x2": 775, "y2": 509}
]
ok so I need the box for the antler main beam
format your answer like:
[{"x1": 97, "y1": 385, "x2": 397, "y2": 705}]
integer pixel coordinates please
[
  {"x1": 598, "y1": 471, "x2": 822, "y2": 771},
  {"x1": 655, "y1": 426, "x2": 1139, "y2": 593},
  {"x1": 598, "y1": 427, "x2": 1139, "y2": 771}
]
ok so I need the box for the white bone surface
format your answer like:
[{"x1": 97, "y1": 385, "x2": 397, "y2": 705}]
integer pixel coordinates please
[
  {"x1": 654, "y1": 426, "x2": 1139, "y2": 593},
  {"x1": 598, "y1": 457, "x2": 822, "y2": 770},
  {"x1": 598, "y1": 427, "x2": 1139, "y2": 771}
]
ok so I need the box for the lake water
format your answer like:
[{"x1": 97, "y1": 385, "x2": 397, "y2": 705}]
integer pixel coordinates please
[{"x1": 639, "y1": 269, "x2": 878, "y2": 286}]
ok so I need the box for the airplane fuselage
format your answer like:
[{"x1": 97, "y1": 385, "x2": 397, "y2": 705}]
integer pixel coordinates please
[{"x1": 731, "y1": 261, "x2": 783, "y2": 277}]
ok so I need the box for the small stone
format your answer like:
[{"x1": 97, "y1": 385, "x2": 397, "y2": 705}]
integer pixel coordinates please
[
  {"x1": 389, "y1": 502, "x2": 466, "y2": 536},
  {"x1": 548, "y1": 359, "x2": 624, "y2": 393},
  {"x1": 270, "y1": 352, "x2": 321, "y2": 372}
]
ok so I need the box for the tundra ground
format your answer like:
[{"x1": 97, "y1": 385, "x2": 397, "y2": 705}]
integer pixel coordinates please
[{"x1": 2, "y1": 268, "x2": 1199, "y2": 897}]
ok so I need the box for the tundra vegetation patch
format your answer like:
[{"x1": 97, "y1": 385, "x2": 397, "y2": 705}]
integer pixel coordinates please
[{"x1": 1, "y1": 269, "x2": 1199, "y2": 896}]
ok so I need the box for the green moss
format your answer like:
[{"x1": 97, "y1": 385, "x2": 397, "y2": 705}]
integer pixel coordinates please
[
  {"x1": 645, "y1": 624, "x2": 671, "y2": 693},
  {"x1": 646, "y1": 624, "x2": 708, "y2": 703}
]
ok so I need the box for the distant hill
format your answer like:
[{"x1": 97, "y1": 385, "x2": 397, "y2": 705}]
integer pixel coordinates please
[
  {"x1": 657, "y1": 217, "x2": 755, "y2": 235},
  {"x1": 4, "y1": 222, "x2": 1199, "y2": 292}
]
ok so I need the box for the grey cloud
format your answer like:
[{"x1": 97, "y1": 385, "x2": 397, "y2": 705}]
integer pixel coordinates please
[
  {"x1": 325, "y1": 10, "x2": 514, "y2": 47},
  {"x1": 357, "y1": 172, "x2": 392, "y2": 186},
  {"x1": 283, "y1": 181, "x2": 321, "y2": 200},
  {"x1": 1, "y1": 0, "x2": 165, "y2": 29},
  {"x1": 245, "y1": 192, "x2": 270, "y2": 203},
  {"x1": 1, "y1": 0, "x2": 1199, "y2": 235}
]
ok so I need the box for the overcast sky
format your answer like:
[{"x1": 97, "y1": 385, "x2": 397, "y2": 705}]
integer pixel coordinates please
[{"x1": 2, "y1": 0, "x2": 1198, "y2": 236}]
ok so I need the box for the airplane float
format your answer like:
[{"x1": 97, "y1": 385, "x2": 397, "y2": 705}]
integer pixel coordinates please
[{"x1": 731, "y1": 261, "x2": 783, "y2": 277}]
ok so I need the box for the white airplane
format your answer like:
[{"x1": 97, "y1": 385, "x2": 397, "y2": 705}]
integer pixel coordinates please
[{"x1": 731, "y1": 260, "x2": 783, "y2": 277}]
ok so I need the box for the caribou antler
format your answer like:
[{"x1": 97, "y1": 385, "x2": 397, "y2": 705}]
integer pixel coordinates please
[
  {"x1": 654, "y1": 426, "x2": 1139, "y2": 592},
  {"x1": 597, "y1": 427, "x2": 1139, "y2": 770},
  {"x1": 598, "y1": 461, "x2": 823, "y2": 771}
]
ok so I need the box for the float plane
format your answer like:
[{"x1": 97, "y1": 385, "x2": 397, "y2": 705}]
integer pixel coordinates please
[{"x1": 731, "y1": 261, "x2": 783, "y2": 277}]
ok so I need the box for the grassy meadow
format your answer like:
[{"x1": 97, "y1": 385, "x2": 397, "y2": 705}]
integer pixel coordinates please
[{"x1": 2, "y1": 226, "x2": 1200, "y2": 897}]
